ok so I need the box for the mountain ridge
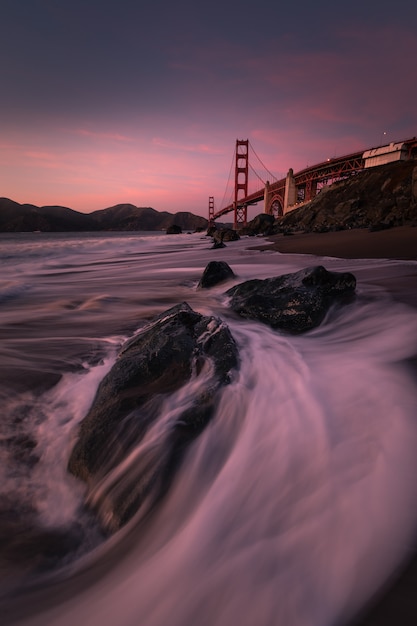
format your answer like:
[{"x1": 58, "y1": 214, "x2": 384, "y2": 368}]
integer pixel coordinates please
[{"x1": 0, "y1": 198, "x2": 208, "y2": 232}]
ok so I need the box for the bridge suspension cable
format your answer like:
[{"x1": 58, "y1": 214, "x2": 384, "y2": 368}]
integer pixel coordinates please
[
  {"x1": 248, "y1": 140, "x2": 279, "y2": 183},
  {"x1": 218, "y1": 145, "x2": 236, "y2": 210},
  {"x1": 248, "y1": 162, "x2": 268, "y2": 186}
]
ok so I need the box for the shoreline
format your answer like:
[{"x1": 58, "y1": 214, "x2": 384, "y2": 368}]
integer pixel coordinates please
[
  {"x1": 252, "y1": 225, "x2": 417, "y2": 625},
  {"x1": 251, "y1": 225, "x2": 417, "y2": 261},
  {"x1": 249, "y1": 226, "x2": 417, "y2": 311}
]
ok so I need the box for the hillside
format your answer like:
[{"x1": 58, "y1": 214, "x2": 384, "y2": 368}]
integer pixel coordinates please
[
  {"x1": 277, "y1": 160, "x2": 417, "y2": 233},
  {"x1": 0, "y1": 199, "x2": 208, "y2": 232},
  {"x1": 0, "y1": 198, "x2": 98, "y2": 232}
]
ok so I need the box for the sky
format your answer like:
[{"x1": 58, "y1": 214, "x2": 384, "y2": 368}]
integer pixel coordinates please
[{"x1": 1, "y1": 0, "x2": 416, "y2": 219}]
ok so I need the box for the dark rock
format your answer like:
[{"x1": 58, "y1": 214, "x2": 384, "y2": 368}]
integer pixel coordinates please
[
  {"x1": 68, "y1": 303, "x2": 239, "y2": 530},
  {"x1": 198, "y1": 261, "x2": 236, "y2": 289},
  {"x1": 368, "y1": 221, "x2": 393, "y2": 232},
  {"x1": 238, "y1": 213, "x2": 275, "y2": 236},
  {"x1": 212, "y1": 228, "x2": 240, "y2": 243},
  {"x1": 166, "y1": 224, "x2": 182, "y2": 234},
  {"x1": 225, "y1": 265, "x2": 356, "y2": 333},
  {"x1": 278, "y1": 161, "x2": 417, "y2": 233}
]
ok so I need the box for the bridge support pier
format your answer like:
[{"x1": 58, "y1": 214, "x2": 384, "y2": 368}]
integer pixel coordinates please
[
  {"x1": 264, "y1": 180, "x2": 271, "y2": 214},
  {"x1": 305, "y1": 179, "x2": 318, "y2": 202},
  {"x1": 284, "y1": 168, "x2": 297, "y2": 213}
]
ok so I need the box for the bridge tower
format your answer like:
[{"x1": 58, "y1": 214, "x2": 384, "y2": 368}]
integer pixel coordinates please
[
  {"x1": 208, "y1": 196, "x2": 215, "y2": 227},
  {"x1": 234, "y1": 139, "x2": 249, "y2": 228}
]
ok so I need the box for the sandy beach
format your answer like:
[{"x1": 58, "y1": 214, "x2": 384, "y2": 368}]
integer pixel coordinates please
[
  {"x1": 250, "y1": 226, "x2": 417, "y2": 312},
  {"x1": 253, "y1": 226, "x2": 417, "y2": 261}
]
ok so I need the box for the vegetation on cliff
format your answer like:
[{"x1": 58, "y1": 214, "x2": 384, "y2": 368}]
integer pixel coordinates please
[{"x1": 277, "y1": 160, "x2": 417, "y2": 233}]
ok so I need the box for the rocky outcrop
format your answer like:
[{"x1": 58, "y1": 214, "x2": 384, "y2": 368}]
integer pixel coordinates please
[
  {"x1": 238, "y1": 213, "x2": 275, "y2": 236},
  {"x1": 277, "y1": 160, "x2": 417, "y2": 233},
  {"x1": 198, "y1": 261, "x2": 236, "y2": 289},
  {"x1": 210, "y1": 227, "x2": 240, "y2": 244},
  {"x1": 166, "y1": 224, "x2": 182, "y2": 234},
  {"x1": 68, "y1": 303, "x2": 239, "y2": 530},
  {"x1": 225, "y1": 265, "x2": 356, "y2": 333}
]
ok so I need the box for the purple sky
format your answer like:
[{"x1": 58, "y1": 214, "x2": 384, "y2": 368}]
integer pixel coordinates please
[{"x1": 1, "y1": 0, "x2": 416, "y2": 218}]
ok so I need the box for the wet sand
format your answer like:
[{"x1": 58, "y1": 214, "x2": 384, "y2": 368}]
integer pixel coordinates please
[
  {"x1": 251, "y1": 226, "x2": 417, "y2": 310},
  {"x1": 253, "y1": 226, "x2": 417, "y2": 261},
  {"x1": 254, "y1": 225, "x2": 417, "y2": 625}
]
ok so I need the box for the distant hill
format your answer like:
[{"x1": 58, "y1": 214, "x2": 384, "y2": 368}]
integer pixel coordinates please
[{"x1": 0, "y1": 198, "x2": 208, "y2": 232}]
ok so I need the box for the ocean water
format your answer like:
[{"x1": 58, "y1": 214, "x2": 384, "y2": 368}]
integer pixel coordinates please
[{"x1": 1, "y1": 231, "x2": 417, "y2": 626}]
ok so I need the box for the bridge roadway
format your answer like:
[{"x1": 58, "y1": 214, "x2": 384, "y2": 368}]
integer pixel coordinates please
[
  {"x1": 212, "y1": 136, "x2": 417, "y2": 225},
  {"x1": 212, "y1": 149, "x2": 365, "y2": 222}
]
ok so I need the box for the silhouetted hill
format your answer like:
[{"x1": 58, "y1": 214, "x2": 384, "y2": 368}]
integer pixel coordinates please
[
  {"x1": 0, "y1": 198, "x2": 97, "y2": 232},
  {"x1": 0, "y1": 199, "x2": 208, "y2": 232},
  {"x1": 90, "y1": 204, "x2": 167, "y2": 231}
]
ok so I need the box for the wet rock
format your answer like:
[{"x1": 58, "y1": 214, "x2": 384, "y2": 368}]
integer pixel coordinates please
[
  {"x1": 198, "y1": 261, "x2": 236, "y2": 289},
  {"x1": 211, "y1": 240, "x2": 226, "y2": 249},
  {"x1": 68, "y1": 302, "x2": 239, "y2": 530},
  {"x1": 166, "y1": 224, "x2": 182, "y2": 234},
  {"x1": 212, "y1": 228, "x2": 240, "y2": 243},
  {"x1": 225, "y1": 265, "x2": 356, "y2": 333}
]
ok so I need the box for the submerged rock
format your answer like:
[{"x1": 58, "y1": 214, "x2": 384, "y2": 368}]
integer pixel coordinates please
[
  {"x1": 198, "y1": 261, "x2": 236, "y2": 289},
  {"x1": 68, "y1": 302, "x2": 239, "y2": 530},
  {"x1": 225, "y1": 265, "x2": 356, "y2": 333},
  {"x1": 211, "y1": 240, "x2": 226, "y2": 249}
]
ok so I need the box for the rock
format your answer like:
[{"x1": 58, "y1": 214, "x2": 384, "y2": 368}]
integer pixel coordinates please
[
  {"x1": 412, "y1": 165, "x2": 417, "y2": 204},
  {"x1": 198, "y1": 261, "x2": 236, "y2": 289},
  {"x1": 278, "y1": 161, "x2": 417, "y2": 233},
  {"x1": 368, "y1": 221, "x2": 393, "y2": 232},
  {"x1": 166, "y1": 224, "x2": 182, "y2": 234},
  {"x1": 68, "y1": 303, "x2": 239, "y2": 530},
  {"x1": 238, "y1": 213, "x2": 275, "y2": 236},
  {"x1": 225, "y1": 265, "x2": 356, "y2": 333},
  {"x1": 212, "y1": 228, "x2": 240, "y2": 243}
]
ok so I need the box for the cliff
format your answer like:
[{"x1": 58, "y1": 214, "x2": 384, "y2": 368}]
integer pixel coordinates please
[{"x1": 278, "y1": 160, "x2": 417, "y2": 233}]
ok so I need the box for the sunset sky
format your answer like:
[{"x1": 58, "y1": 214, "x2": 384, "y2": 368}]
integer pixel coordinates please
[{"x1": 1, "y1": 0, "x2": 416, "y2": 219}]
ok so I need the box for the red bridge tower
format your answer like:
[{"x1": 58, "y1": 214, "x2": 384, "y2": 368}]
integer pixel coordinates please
[
  {"x1": 234, "y1": 139, "x2": 249, "y2": 228},
  {"x1": 208, "y1": 196, "x2": 215, "y2": 227}
]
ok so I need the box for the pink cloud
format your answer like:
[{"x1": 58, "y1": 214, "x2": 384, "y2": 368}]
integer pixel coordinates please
[
  {"x1": 151, "y1": 137, "x2": 223, "y2": 155},
  {"x1": 1, "y1": 19, "x2": 415, "y2": 219},
  {"x1": 74, "y1": 128, "x2": 133, "y2": 142}
]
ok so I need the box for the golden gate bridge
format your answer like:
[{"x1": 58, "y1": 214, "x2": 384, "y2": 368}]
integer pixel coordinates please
[{"x1": 209, "y1": 137, "x2": 417, "y2": 228}]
